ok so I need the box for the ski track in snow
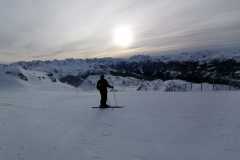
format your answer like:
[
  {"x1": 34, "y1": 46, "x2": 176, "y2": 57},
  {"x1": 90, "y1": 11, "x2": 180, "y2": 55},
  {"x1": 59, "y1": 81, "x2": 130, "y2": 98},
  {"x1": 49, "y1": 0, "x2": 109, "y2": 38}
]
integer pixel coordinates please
[{"x1": 0, "y1": 90, "x2": 240, "y2": 160}]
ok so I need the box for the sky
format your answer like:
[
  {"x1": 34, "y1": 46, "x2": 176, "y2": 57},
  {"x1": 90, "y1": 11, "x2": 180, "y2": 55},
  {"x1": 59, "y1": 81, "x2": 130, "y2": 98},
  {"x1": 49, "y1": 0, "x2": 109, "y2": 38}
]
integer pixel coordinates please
[{"x1": 0, "y1": 0, "x2": 240, "y2": 62}]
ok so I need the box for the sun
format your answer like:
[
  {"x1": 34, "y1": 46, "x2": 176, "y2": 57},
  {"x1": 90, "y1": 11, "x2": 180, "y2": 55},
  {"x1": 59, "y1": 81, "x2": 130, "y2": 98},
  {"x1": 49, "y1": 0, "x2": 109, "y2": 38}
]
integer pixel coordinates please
[{"x1": 113, "y1": 25, "x2": 134, "y2": 48}]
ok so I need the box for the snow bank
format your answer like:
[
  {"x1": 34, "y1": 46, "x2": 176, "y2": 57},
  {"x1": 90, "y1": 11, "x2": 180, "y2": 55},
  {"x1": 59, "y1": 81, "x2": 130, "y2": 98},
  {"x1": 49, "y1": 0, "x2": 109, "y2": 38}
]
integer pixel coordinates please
[{"x1": 0, "y1": 71, "x2": 24, "y2": 90}]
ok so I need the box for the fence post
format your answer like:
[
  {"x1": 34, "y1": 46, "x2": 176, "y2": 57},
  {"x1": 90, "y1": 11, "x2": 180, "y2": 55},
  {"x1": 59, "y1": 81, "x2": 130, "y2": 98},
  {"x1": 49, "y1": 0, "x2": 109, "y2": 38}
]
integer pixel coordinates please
[{"x1": 212, "y1": 80, "x2": 215, "y2": 91}]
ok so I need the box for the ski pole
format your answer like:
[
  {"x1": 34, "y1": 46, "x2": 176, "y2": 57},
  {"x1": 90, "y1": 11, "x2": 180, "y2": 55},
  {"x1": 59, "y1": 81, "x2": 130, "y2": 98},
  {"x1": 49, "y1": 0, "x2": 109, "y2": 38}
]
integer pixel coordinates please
[
  {"x1": 109, "y1": 77, "x2": 118, "y2": 106},
  {"x1": 112, "y1": 89, "x2": 118, "y2": 106}
]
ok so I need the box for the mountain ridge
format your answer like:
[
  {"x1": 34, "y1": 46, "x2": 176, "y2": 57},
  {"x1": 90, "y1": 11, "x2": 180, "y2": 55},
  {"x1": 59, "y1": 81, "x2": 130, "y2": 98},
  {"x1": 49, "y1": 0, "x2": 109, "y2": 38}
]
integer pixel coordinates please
[{"x1": 1, "y1": 50, "x2": 240, "y2": 89}]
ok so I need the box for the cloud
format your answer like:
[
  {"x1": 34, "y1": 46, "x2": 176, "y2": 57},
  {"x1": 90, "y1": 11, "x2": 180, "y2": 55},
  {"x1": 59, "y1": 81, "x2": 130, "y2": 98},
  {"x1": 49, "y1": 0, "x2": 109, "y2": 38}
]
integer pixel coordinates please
[{"x1": 0, "y1": 0, "x2": 240, "y2": 62}]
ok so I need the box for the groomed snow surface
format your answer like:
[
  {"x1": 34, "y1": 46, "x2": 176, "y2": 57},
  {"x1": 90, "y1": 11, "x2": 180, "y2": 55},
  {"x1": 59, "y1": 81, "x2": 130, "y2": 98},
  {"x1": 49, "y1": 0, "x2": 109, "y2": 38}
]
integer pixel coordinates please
[{"x1": 0, "y1": 87, "x2": 240, "y2": 160}]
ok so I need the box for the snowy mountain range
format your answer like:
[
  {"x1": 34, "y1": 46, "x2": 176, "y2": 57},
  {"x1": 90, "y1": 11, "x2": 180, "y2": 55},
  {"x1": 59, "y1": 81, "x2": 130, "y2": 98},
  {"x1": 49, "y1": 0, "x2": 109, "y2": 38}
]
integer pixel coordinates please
[
  {"x1": 1, "y1": 50, "x2": 240, "y2": 91},
  {"x1": 156, "y1": 49, "x2": 240, "y2": 62}
]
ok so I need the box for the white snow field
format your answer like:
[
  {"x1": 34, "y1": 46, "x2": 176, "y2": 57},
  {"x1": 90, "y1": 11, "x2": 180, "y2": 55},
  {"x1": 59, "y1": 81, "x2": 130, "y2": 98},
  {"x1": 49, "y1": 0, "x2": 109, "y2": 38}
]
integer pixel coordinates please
[{"x1": 1, "y1": 88, "x2": 240, "y2": 160}]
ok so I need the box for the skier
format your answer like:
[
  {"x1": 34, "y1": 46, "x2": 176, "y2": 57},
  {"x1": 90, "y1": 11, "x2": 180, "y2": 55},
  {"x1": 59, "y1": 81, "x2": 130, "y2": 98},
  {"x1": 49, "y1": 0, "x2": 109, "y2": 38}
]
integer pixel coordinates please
[{"x1": 96, "y1": 75, "x2": 114, "y2": 107}]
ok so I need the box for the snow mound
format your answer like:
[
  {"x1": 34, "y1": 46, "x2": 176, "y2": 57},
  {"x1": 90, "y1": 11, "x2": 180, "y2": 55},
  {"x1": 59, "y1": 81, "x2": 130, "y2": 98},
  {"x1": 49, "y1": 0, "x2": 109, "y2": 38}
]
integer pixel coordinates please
[
  {"x1": 137, "y1": 80, "x2": 164, "y2": 91},
  {"x1": 0, "y1": 71, "x2": 24, "y2": 90},
  {"x1": 136, "y1": 79, "x2": 237, "y2": 92},
  {"x1": 163, "y1": 80, "x2": 190, "y2": 92},
  {"x1": 136, "y1": 80, "x2": 190, "y2": 92},
  {"x1": 20, "y1": 69, "x2": 74, "y2": 91}
]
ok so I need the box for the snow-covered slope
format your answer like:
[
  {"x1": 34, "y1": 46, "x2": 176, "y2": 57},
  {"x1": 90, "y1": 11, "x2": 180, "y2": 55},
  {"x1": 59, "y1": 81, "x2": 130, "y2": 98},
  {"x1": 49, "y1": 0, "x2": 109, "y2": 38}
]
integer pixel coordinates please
[
  {"x1": 0, "y1": 67, "x2": 73, "y2": 91},
  {"x1": 20, "y1": 69, "x2": 74, "y2": 91},
  {"x1": 1, "y1": 88, "x2": 240, "y2": 160}
]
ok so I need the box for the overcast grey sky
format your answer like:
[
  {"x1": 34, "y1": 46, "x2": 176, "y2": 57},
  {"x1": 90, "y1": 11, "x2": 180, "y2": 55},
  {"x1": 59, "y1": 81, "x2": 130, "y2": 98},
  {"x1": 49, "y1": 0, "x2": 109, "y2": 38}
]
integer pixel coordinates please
[{"x1": 0, "y1": 0, "x2": 240, "y2": 62}]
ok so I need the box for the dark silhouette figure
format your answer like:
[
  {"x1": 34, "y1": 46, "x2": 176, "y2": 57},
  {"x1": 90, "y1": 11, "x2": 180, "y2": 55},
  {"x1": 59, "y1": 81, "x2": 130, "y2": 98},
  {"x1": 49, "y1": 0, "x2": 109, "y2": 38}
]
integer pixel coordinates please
[{"x1": 96, "y1": 75, "x2": 113, "y2": 107}]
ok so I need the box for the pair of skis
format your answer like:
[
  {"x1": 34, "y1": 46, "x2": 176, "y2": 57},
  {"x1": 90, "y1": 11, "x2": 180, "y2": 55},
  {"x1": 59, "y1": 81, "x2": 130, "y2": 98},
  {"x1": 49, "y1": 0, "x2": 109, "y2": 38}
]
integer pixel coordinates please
[{"x1": 90, "y1": 106, "x2": 124, "y2": 109}]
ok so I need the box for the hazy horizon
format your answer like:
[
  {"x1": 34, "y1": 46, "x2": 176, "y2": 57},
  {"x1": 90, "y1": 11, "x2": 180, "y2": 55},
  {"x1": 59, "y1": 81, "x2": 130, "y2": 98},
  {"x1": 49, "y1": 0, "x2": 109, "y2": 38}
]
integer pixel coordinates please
[{"x1": 0, "y1": 0, "x2": 240, "y2": 62}]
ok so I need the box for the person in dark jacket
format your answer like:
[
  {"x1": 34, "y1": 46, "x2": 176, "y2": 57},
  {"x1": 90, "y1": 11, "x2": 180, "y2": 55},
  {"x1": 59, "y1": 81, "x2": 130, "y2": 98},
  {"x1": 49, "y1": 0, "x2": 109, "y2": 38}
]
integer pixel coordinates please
[{"x1": 96, "y1": 75, "x2": 113, "y2": 107}]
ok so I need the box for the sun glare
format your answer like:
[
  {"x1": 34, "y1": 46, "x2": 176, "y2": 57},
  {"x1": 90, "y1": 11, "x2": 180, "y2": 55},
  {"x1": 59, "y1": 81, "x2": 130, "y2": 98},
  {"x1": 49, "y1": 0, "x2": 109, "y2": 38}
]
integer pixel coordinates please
[{"x1": 113, "y1": 25, "x2": 134, "y2": 48}]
